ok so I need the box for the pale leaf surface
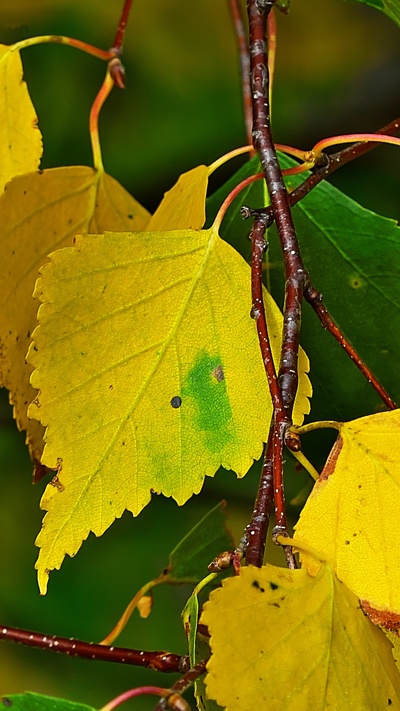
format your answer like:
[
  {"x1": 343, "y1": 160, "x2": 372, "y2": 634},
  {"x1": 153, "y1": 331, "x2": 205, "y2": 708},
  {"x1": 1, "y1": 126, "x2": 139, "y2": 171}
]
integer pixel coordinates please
[
  {"x1": 294, "y1": 410, "x2": 400, "y2": 616},
  {"x1": 202, "y1": 563, "x2": 400, "y2": 711},
  {"x1": 0, "y1": 45, "x2": 42, "y2": 193},
  {"x1": 147, "y1": 165, "x2": 209, "y2": 231},
  {"x1": 0, "y1": 167, "x2": 150, "y2": 464},
  {"x1": 28, "y1": 225, "x2": 310, "y2": 592}
]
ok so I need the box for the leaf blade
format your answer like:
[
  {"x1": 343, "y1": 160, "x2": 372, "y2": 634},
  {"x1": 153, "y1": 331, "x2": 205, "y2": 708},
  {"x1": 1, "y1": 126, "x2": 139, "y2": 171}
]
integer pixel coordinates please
[
  {"x1": 27, "y1": 225, "x2": 310, "y2": 592},
  {"x1": 202, "y1": 563, "x2": 400, "y2": 711}
]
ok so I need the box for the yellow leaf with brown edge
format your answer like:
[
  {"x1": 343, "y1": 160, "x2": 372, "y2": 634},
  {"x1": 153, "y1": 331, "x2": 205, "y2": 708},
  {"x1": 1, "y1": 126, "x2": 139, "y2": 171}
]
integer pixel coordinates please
[
  {"x1": 0, "y1": 166, "x2": 150, "y2": 471},
  {"x1": 294, "y1": 410, "x2": 400, "y2": 620},
  {"x1": 0, "y1": 45, "x2": 43, "y2": 193},
  {"x1": 201, "y1": 563, "x2": 400, "y2": 711},
  {"x1": 27, "y1": 225, "x2": 311, "y2": 593}
]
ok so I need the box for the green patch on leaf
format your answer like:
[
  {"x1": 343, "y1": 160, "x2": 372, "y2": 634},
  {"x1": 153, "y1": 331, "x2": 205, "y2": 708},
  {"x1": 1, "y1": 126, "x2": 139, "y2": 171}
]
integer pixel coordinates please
[{"x1": 182, "y1": 351, "x2": 232, "y2": 453}]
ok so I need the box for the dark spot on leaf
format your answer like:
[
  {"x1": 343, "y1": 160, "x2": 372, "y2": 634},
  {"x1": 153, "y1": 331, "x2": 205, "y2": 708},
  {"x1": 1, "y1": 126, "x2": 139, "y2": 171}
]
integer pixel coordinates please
[
  {"x1": 170, "y1": 396, "x2": 182, "y2": 409},
  {"x1": 68, "y1": 218, "x2": 73, "y2": 225},
  {"x1": 2, "y1": 698, "x2": 13, "y2": 707},
  {"x1": 252, "y1": 580, "x2": 265, "y2": 592},
  {"x1": 212, "y1": 365, "x2": 224, "y2": 382},
  {"x1": 270, "y1": 582, "x2": 278, "y2": 590},
  {"x1": 127, "y1": 214, "x2": 133, "y2": 219},
  {"x1": 122, "y1": 441, "x2": 126, "y2": 446},
  {"x1": 345, "y1": 540, "x2": 350, "y2": 545},
  {"x1": 271, "y1": 602, "x2": 280, "y2": 607},
  {"x1": 109, "y1": 384, "x2": 114, "y2": 390},
  {"x1": 358, "y1": 484, "x2": 362, "y2": 489},
  {"x1": 388, "y1": 700, "x2": 392, "y2": 706}
]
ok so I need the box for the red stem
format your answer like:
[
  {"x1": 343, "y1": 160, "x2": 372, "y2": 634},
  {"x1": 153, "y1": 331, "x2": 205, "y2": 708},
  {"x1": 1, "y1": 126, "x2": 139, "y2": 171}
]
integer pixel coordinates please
[{"x1": 0, "y1": 625, "x2": 188, "y2": 673}]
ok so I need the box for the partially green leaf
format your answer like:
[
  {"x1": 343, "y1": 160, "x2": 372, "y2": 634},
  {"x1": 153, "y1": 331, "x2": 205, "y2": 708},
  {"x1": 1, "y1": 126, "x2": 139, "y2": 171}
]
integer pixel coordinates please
[{"x1": 28, "y1": 225, "x2": 311, "y2": 592}]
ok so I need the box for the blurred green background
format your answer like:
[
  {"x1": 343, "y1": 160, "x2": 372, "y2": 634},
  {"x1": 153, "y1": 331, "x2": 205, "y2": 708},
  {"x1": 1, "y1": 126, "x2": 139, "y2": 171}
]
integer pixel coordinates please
[{"x1": 0, "y1": 0, "x2": 399, "y2": 708}]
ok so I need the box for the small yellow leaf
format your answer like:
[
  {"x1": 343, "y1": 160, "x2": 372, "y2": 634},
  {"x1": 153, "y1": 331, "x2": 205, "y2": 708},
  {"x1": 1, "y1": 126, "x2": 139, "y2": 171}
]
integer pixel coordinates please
[
  {"x1": 294, "y1": 410, "x2": 400, "y2": 616},
  {"x1": 28, "y1": 225, "x2": 310, "y2": 592},
  {"x1": 201, "y1": 564, "x2": 400, "y2": 711},
  {"x1": 0, "y1": 45, "x2": 43, "y2": 193},
  {"x1": 147, "y1": 165, "x2": 210, "y2": 231},
  {"x1": 137, "y1": 594, "x2": 153, "y2": 619},
  {"x1": 0, "y1": 167, "x2": 150, "y2": 466}
]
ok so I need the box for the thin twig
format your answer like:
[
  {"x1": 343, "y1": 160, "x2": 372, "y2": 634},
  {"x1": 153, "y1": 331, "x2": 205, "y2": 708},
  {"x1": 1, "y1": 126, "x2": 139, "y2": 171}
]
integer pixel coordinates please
[
  {"x1": 303, "y1": 285, "x2": 397, "y2": 410},
  {"x1": 228, "y1": 0, "x2": 253, "y2": 147},
  {"x1": 0, "y1": 625, "x2": 188, "y2": 673}
]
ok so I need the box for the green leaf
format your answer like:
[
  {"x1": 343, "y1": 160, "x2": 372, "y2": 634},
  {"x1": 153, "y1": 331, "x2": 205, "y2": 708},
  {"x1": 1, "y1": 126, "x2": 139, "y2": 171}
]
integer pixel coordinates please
[
  {"x1": 1, "y1": 693, "x2": 96, "y2": 711},
  {"x1": 348, "y1": 0, "x2": 400, "y2": 28},
  {"x1": 166, "y1": 501, "x2": 234, "y2": 583},
  {"x1": 208, "y1": 153, "x2": 400, "y2": 422},
  {"x1": 271, "y1": 152, "x2": 400, "y2": 421}
]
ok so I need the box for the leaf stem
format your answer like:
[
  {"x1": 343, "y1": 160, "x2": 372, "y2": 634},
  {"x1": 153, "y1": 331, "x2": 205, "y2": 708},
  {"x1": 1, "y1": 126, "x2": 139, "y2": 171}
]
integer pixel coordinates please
[
  {"x1": 312, "y1": 132, "x2": 400, "y2": 158},
  {"x1": 100, "y1": 687, "x2": 168, "y2": 711},
  {"x1": 0, "y1": 625, "x2": 188, "y2": 673},
  {"x1": 100, "y1": 573, "x2": 167, "y2": 646},
  {"x1": 8, "y1": 36, "x2": 114, "y2": 61},
  {"x1": 89, "y1": 67, "x2": 115, "y2": 172},
  {"x1": 290, "y1": 449, "x2": 319, "y2": 481}
]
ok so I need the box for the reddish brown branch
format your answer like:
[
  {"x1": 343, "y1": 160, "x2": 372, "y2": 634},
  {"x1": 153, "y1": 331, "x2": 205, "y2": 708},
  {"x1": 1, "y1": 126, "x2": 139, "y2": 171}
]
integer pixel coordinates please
[
  {"x1": 249, "y1": 214, "x2": 286, "y2": 415},
  {"x1": 228, "y1": 0, "x2": 252, "y2": 146},
  {"x1": 0, "y1": 625, "x2": 188, "y2": 673},
  {"x1": 112, "y1": 0, "x2": 133, "y2": 55},
  {"x1": 154, "y1": 661, "x2": 208, "y2": 711},
  {"x1": 245, "y1": 432, "x2": 274, "y2": 567}
]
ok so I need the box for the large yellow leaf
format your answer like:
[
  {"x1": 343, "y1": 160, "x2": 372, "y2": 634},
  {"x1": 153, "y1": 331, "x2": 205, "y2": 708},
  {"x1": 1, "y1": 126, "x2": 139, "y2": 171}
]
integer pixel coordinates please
[
  {"x1": 294, "y1": 410, "x2": 400, "y2": 618},
  {"x1": 27, "y1": 226, "x2": 311, "y2": 593},
  {"x1": 0, "y1": 167, "x2": 150, "y2": 466},
  {"x1": 202, "y1": 563, "x2": 400, "y2": 711},
  {"x1": 0, "y1": 45, "x2": 43, "y2": 193}
]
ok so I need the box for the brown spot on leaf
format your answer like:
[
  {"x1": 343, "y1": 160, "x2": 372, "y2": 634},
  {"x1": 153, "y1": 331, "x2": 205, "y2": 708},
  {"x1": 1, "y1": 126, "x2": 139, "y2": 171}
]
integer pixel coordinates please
[
  {"x1": 360, "y1": 601, "x2": 400, "y2": 630},
  {"x1": 212, "y1": 365, "x2": 224, "y2": 382},
  {"x1": 50, "y1": 475, "x2": 65, "y2": 493},
  {"x1": 318, "y1": 435, "x2": 343, "y2": 481}
]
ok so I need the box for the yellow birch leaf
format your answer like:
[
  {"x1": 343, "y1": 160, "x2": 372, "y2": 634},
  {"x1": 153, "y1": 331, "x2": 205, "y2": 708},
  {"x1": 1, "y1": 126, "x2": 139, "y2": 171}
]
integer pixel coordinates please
[
  {"x1": 27, "y1": 225, "x2": 311, "y2": 593},
  {"x1": 0, "y1": 45, "x2": 43, "y2": 193},
  {"x1": 294, "y1": 410, "x2": 400, "y2": 618},
  {"x1": 147, "y1": 165, "x2": 210, "y2": 231},
  {"x1": 201, "y1": 563, "x2": 400, "y2": 711},
  {"x1": 0, "y1": 167, "x2": 150, "y2": 466}
]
